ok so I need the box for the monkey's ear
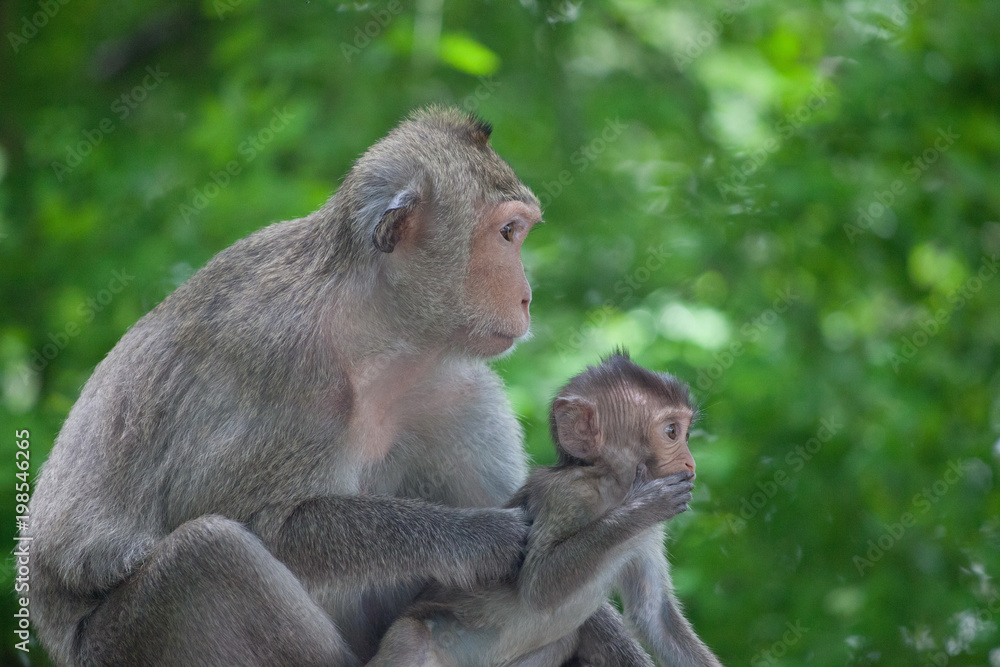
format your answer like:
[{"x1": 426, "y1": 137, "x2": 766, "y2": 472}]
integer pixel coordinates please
[
  {"x1": 553, "y1": 396, "x2": 601, "y2": 460},
  {"x1": 372, "y1": 189, "x2": 421, "y2": 253}
]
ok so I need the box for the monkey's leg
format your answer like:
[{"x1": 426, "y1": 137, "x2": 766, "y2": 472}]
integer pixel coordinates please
[
  {"x1": 77, "y1": 515, "x2": 360, "y2": 667},
  {"x1": 619, "y1": 540, "x2": 723, "y2": 667},
  {"x1": 566, "y1": 602, "x2": 653, "y2": 667},
  {"x1": 367, "y1": 617, "x2": 436, "y2": 667},
  {"x1": 370, "y1": 615, "x2": 486, "y2": 667},
  {"x1": 508, "y1": 632, "x2": 578, "y2": 667}
]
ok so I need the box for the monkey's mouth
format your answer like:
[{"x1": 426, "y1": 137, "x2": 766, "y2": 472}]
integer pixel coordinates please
[
  {"x1": 492, "y1": 319, "x2": 531, "y2": 342},
  {"x1": 489, "y1": 327, "x2": 531, "y2": 344},
  {"x1": 477, "y1": 330, "x2": 521, "y2": 356},
  {"x1": 451, "y1": 326, "x2": 526, "y2": 356}
]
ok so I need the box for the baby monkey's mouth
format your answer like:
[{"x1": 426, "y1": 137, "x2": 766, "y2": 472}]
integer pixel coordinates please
[{"x1": 648, "y1": 460, "x2": 697, "y2": 481}]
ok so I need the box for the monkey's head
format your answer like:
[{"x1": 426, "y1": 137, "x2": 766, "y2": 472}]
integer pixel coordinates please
[
  {"x1": 327, "y1": 106, "x2": 541, "y2": 357},
  {"x1": 549, "y1": 350, "x2": 699, "y2": 481}
]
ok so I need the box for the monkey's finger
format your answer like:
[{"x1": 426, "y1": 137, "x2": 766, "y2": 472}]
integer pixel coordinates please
[
  {"x1": 665, "y1": 486, "x2": 693, "y2": 501},
  {"x1": 661, "y1": 470, "x2": 694, "y2": 485},
  {"x1": 661, "y1": 480, "x2": 695, "y2": 495}
]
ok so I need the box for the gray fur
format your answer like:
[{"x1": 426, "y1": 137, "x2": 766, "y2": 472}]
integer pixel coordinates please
[
  {"x1": 370, "y1": 352, "x2": 723, "y2": 667},
  {"x1": 27, "y1": 107, "x2": 556, "y2": 665}
]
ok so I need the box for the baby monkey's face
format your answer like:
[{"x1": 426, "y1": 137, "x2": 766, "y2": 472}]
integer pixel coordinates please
[
  {"x1": 644, "y1": 401, "x2": 696, "y2": 479},
  {"x1": 594, "y1": 391, "x2": 697, "y2": 484},
  {"x1": 550, "y1": 351, "x2": 699, "y2": 485}
]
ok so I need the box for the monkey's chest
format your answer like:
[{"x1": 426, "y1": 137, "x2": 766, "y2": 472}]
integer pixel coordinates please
[
  {"x1": 347, "y1": 403, "x2": 402, "y2": 461},
  {"x1": 345, "y1": 379, "x2": 456, "y2": 462}
]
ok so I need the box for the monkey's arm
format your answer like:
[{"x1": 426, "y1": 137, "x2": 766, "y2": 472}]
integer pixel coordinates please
[
  {"x1": 618, "y1": 534, "x2": 723, "y2": 667},
  {"x1": 251, "y1": 495, "x2": 527, "y2": 590},
  {"x1": 518, "y1": 471, "x2": 693, "y2": 610}
]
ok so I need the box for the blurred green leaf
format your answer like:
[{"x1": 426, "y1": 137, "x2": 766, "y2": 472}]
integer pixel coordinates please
[{"x1": 438, "y1": 31, "x2": 500, "y2": 76}]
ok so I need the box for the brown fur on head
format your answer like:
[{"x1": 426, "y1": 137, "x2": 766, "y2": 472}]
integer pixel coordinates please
[
  {"x1": 319, "y1": 106, "x2": 541, "y2": 357},
  {"x1": 549, "y1": 349, "x2": 699, "y2": 479}
]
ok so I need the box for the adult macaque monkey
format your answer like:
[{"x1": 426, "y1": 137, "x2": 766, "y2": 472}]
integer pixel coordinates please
[
  {"x1": 28, "y1": 107, "x2": 637, "y2": 666},
  {"x1": 371, "y1": 351, "x2": 723, "y2": 667}
]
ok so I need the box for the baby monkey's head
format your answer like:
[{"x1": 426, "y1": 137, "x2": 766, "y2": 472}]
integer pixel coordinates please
[{"x1": 549, "y1": 349, "x2": 699, "y2": 481}]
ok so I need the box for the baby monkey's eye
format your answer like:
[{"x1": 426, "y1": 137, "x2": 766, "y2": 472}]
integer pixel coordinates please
[
  {"x1": 500, "y1": 223, "x2": 514, "y2": 242},
  {"x1": 664, "y1": 423, "x2": 678, "y2": 439}
]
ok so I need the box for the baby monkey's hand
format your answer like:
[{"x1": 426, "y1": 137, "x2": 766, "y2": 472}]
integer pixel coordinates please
[{"x1": 622, "y1": 465, "x2": 694, "y2": 524}]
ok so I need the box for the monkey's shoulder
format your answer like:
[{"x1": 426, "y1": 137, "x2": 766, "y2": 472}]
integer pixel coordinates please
[
  {"x1": 149, "y1": 216, "x2": 326, "y2": 325},
  {"x1": 520, "y1": 465, "x2": 608, "y2": 528}
]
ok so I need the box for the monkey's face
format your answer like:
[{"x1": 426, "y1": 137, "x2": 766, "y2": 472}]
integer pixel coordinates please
[
  {"x1": 645, "y1": 405, "x2": 696, "y2": 479},
  {"x1": 460, "y1": 200, "x2": 541, "y2": 357}
]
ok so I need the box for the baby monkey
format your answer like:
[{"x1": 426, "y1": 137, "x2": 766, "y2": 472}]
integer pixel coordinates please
[{"x1": 370, "y1": 350, "x2": 722, "y2": 667}]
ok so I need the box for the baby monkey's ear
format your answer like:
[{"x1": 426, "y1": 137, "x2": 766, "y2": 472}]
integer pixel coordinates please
[{"x1": 553, "y1": 395, "x2": 602, "y2": 460}]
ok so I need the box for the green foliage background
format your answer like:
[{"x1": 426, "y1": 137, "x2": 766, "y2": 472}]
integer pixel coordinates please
[{"x1": 2, "y1": 1, "x2": 999, "y2": 664}]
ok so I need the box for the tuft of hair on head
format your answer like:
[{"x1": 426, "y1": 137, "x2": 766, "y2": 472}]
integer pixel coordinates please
[
  {"x1": 553, "y1": 348, "x2": 696, "y2": 425},
  {"x1": 548, "y1": 348, "x2": 700, "y2": 465},
  {"x1": 600, "y1": 348, "x2": 695, "y2": 412},
  {"x1": 407, "y1": 105, "x2": 493, "y2": 147},
  {"x1": 469, "y1": 117, "x2": 493, "y2": 145}
]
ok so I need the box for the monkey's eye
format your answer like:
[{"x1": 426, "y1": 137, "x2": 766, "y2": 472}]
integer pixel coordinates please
[
  {"x1": 664, "y1": 423, "x2": 678, "y2": 439},
  {"x1": 500, "y1": 223, "x2": 514, "y2": 242}
]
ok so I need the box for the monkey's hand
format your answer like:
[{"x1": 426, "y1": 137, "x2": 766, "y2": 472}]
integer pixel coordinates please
[{"x1": 620, "y1": 468, "x2": 694, "y2": 526}]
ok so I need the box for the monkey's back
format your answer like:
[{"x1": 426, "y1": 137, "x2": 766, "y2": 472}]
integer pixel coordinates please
[{"x1": 27, "y1": 215, "x2": 353, "y2": 660}]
